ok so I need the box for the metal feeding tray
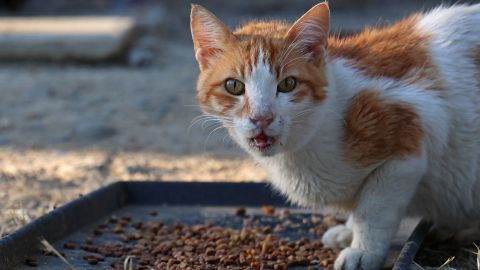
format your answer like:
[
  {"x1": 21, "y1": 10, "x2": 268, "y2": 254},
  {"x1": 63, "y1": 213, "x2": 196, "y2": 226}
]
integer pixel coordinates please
[{"x1": 0, "y1": 182, "x2": 429, "y2": 270}]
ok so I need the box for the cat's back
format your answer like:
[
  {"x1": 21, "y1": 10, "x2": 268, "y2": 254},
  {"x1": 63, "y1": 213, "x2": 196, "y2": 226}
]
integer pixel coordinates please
[
  {"x1": 328, "y1": 4, "x2": 480, "y2": 87},
  {"x1": 416, "y1": 4, "x2": 480, "y2": 93}
]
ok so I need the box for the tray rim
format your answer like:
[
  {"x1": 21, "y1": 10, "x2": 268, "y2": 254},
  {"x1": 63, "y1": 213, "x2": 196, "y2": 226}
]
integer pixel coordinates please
[
  {"x1": 0, "y1": 181, "x2": 429, "y2": 270},
  {"x1": 0, "y1": 181, "x2": 288, "y2": 269}
]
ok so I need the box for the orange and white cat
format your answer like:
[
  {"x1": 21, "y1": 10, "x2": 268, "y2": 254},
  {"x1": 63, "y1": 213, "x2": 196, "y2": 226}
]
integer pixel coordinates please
[{"x1": 190, "y1": 2, "x2": 480, "y2": 269}]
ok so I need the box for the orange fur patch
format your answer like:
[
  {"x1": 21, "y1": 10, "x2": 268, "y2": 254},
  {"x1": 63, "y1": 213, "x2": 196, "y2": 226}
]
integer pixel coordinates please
[
  {"x1": 344, "y1": 89, "x2": 424, "y2": 167},
  {"x1": 328, "y1": 16, "x2": 431, "y2": 80}
]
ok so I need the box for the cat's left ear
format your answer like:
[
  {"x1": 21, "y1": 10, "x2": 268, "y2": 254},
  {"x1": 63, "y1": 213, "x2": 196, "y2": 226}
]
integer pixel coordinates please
[
  {"x1": 190, "y1": 4, "x2": 237, "y2": 70},
  {"x1": 285, "y1": 2, "x2": 330, "y2": 62}
]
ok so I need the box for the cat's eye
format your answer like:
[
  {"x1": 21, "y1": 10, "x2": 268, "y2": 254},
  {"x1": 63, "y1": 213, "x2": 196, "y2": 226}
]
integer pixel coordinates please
[
  {"x1": 224, "y1": 79, "x2": 245, "y2": 95},
  {"x1": 277, "y1": 76, "x2": 297, "y2": 93}
]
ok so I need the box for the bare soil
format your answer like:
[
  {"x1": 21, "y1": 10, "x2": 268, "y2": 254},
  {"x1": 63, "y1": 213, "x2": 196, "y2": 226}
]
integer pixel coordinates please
[{"x1": 0, "y1": 39, "x2": 267, "y2": 236}]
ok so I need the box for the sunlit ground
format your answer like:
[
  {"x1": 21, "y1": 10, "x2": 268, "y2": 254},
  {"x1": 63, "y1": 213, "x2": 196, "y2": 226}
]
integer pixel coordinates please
[
  {"x1": 0, "y1": 148, "x2": 267, "y2": 235},
  {"x1": 0, "y1": 39, "x2": 268, "y2": 236}
]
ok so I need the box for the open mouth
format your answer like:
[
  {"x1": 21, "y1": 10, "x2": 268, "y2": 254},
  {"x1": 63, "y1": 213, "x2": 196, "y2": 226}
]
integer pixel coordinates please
[{"x1": 250, "y1": 133, "x2": 275, "y2": 150}]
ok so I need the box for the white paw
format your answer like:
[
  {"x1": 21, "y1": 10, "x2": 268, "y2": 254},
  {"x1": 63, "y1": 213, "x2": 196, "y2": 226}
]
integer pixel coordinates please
[
  {"x1": 334, "y1": 248, "x2": 384, "y2": 270},
  {"x1": 321, "y1": 224, "x2": 353, "y2": 249}
]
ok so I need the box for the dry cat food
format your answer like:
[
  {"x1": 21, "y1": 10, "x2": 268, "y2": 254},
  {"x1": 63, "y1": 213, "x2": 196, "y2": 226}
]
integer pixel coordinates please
[{"x1": 33, "y1": 208, "x2": 342, "y2": 269}]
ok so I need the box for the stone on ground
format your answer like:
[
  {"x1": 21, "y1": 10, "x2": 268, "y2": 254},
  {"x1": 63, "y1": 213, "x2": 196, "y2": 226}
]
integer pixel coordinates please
[{"x1": 0, "y1": 16, "x2": 135, "y2": 60}]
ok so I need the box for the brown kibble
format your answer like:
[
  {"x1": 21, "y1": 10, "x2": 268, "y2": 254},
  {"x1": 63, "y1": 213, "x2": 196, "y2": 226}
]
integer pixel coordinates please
[
  {"x1": 132, "y1": 221, "x2": 143, "y2": 229},
  {"x1": 205, "y1": 256, "x2": 220, "y2": 264},
  {"x1": 113, "y1": 225, "x2": 124, "y2": 234},
  {"x1": 109, "y1": 216, "x2": 118, "y2": 224},
  {"x1": 205, "y1": 247, "x2": 216, "y2": 256},
  {"x1": 313, "y1": 226, "x2": 325, "y2": 237},
  {"x1": 184, "y1": 245, "x2": 195, "y2": 252},
  {"x1": 320, "y1": 257, "x2": 336, "y2": 266},
  {"x1": 323, "y1": 215, "x2": 337, "y2": 227},
  {"x1": 24, "y1": 257, "x2": 38, "y2": 267},
  {"x1": 261, "y1": 206, "x2": 275, "y2": 216},
  {"x1": 139, "y1": 258, "x2": 151, "y2": 265},
  {"x1": 80, "y1": 244, "x2": 98, "y2": 253},
  {"x1": 93, "y1": 228, "x2": 103, "y2": 236},
  {"x1": 63, "y1": 242, "x2": 76, "y2": 250},
  {"x1": 120, "y1": 234, "x2": 131, "y2": 242},
  {"x1": 84, "y1": 237, "x2": 93, "y2": 245},
  {"x1": 87, "y1": 258, "x2": 98, "y2": 265},
  {"x1": 75, "y1": 209, "x2": 339, "y2": 269},
  {"x1": 235, "y1": 207, "x2": 246, "y2": 217},
  {"x1": 119, "y1": 216, "x2": 131, "y2": 226}
]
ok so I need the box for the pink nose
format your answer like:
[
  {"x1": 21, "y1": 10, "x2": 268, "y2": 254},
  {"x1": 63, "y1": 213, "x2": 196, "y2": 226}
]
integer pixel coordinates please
[{"x1": 250, "y1": 115, "x2": 274, "y2": 129}]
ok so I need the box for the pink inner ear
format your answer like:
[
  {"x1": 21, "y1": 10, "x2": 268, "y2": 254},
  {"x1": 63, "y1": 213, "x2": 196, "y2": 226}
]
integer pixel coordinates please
[
  {"x1": 195, "y1": 48, "x2": 223, "y2": 68},
  {"x1": 285, "y1": 3, "x2": 330, "y2": 60}
]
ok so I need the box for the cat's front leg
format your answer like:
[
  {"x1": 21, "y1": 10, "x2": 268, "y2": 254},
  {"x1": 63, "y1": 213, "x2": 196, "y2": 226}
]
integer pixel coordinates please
[{"x1": 334, "y1": 156, "x2": 427, "y2": 270}]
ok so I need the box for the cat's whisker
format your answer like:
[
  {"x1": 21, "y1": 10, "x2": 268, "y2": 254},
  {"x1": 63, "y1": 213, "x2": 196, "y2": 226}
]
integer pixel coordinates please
[
  {"x1": 188, "y1": 115, "x2": 214, "y2": 135},
  {"x1": 278, "y1": 39, "x2": 300, "y2": 69},
  {"x1": 203, "y1": 125, "x2": 227, "y2": 151},
  {"x1": 292, "y1": 107, "x2": 319, "y2": 119},
  {"x1": 187, "y1": 112, "x2": 235, "y2": 135},
  {"x1": 282, "y1": 55, "x2": 311, "y2": 69},
  {"x1": 278, "y1": 41, "x2": 303, "y2": 72},
  {"x1": 279, "y1": 27, "x2": 306, "y2": 63},
  {"x1": 192, "y1": 117, "x2": 219, "y2": 130},
  {"x1": 278, "y1": 25, "x2": 311, "y2": 71},
  {"x1": 222, "y1": 133, "x2": 234, "y2": 146}
]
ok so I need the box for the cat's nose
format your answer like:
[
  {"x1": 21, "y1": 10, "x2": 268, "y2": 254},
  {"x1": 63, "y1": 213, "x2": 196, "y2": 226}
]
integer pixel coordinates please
[{"x1": 250, "y1": 115, "x2": 274, "y2": 129}]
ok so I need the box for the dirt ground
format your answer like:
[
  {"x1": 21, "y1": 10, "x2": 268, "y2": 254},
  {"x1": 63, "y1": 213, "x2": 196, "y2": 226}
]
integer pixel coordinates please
[
  {"x1": 0, "y1": 39, "x2": 269, "y2": 235},
  {"x1": 0, "y1": 0, "x2": 466, "y2": 237}
]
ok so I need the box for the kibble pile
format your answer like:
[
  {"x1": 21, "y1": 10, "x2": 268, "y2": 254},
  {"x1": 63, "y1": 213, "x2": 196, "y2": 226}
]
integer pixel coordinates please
[{"x1": 34, "y1": 208, "x2": 341, "y2": 270}]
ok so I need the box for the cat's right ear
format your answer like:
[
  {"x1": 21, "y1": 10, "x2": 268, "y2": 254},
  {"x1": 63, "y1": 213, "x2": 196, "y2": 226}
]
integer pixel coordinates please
[
  {"x1": 190, "y1": 4, "x2": 236, "y2": 70},
  {"x1": 284, "y1": 2, "x2": 330, "y2": 62}
]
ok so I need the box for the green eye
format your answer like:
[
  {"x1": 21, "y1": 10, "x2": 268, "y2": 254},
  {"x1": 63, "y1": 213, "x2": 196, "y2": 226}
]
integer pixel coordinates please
[
  {"x1": 277, "y1": 76, "x2": 297, "y2": 93},
  {"x1": 224, "y1": 79, "x2": 245, "y2": 95}
]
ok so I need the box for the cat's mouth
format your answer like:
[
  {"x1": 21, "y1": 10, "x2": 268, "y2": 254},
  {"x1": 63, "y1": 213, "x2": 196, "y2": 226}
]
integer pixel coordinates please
[{"x1": 250, "y1": 132, "x2": 276, "y2": 150}]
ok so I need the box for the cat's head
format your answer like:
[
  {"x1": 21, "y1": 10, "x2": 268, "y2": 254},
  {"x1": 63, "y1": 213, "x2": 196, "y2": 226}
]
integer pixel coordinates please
[{"x1": 191, "y1": 3, "x2": 330, "y2": 157}]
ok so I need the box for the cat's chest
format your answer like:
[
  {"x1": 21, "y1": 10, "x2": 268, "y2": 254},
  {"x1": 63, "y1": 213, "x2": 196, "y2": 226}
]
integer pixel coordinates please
[{"x1": 258, "y1": 151, "x2": 365, "y2": 208}]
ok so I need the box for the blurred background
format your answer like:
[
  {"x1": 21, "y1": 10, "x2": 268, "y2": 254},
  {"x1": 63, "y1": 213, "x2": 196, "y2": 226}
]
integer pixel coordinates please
[{"x1": 0, "y1": 0, "x2": 477, "y2": 236}]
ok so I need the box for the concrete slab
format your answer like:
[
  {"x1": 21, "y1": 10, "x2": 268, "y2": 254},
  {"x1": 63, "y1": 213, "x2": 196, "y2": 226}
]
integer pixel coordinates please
[{"x1": 0, "y1": 16, "x2": 135, "y2": 60}]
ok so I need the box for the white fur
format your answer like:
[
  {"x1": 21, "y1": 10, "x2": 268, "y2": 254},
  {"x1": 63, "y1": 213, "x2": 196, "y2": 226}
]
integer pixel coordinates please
[
  {"x1": 220, "y1": 4, "x2": 480, "y2": 270},
  {"x1": 322, "y1": 216, "x2": 353, "y2": 249}
]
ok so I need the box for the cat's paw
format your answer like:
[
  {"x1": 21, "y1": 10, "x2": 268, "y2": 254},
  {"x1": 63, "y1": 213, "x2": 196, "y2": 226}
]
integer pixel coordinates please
[
  {"x1": 321, "y1": 224, "x2": 353, "y2": 249},
  {"x1": 334, "y1": 248, "x2": 384, "y2": 270}
]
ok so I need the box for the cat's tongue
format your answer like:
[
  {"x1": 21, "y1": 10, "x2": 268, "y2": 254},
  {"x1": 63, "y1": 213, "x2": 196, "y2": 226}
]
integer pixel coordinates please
[{"x1": 253, "y1": 133, "x2": 273, "y2": 149}]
